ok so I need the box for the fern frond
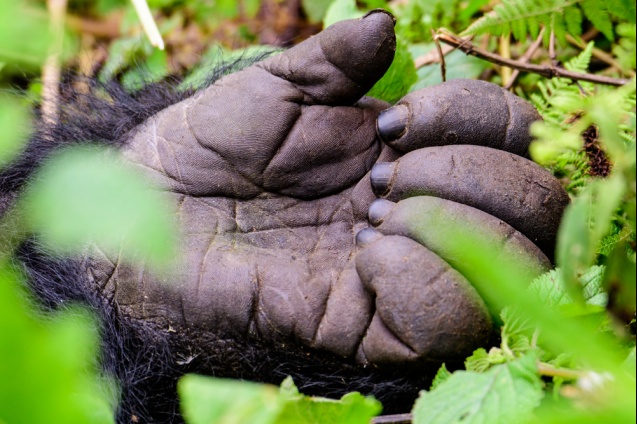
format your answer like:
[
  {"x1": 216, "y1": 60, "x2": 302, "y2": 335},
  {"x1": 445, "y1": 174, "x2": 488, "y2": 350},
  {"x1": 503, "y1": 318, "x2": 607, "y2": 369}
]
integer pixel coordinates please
[
  {"x1": 565, "y1": 41, "x2": 594, "y2": 73},
  {"x1": 463, "y1": 0, "x2": 617, "y2": 42}
]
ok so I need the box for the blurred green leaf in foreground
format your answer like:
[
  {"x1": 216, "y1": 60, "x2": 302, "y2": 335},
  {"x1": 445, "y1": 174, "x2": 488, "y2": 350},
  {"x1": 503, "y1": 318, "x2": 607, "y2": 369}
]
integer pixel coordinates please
[
  {"x1": 179, "y1": 375, "x2": 382, "y2": 424},
  {"x1": 0, "y1": 265, "x2": 115, "y2": 424}
]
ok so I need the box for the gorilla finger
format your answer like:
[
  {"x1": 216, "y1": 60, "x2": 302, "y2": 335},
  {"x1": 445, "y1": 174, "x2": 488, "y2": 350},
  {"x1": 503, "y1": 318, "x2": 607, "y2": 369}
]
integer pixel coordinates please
[
  {"x1": 369, "y1": 197, "x2": 551, "y2": 311},
  {"x1": 355, "y1": 235, "x2": 492, "y2": 365},
  {"x1": 259, "y1": 10, "x2": 396, "y2": 105},
  {"x1": 376, "y1": 79, "x2": 541, "y2": 156},
  {"x1": 261, "y1": 100, "x2": 385, "y2": 198},
  {"x1": 370, "y1": 145, "x2": 569, "y2": 259}
]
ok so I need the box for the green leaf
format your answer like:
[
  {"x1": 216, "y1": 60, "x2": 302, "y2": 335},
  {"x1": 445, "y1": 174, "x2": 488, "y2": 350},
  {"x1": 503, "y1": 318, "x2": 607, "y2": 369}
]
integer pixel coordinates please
[
  {"x1": 367, "y1": 37, "x2": 417, "y2": 103},
  {"x1": 624, "y1": 346, "x2": 636, "y2": 376},
  {"x1": 0, "y1": 266, "x2": 116, "y2": 424},
  {"x1": 430, "y1": 364, "x2": 452, "y2": 390},
  {"x1": 529, "y1": 266, "x2": 607, "y2": 307},
  {"x1": 323, "y1": 0, "x2": 364, "y2": 28},
  {"x1": 0, "y1": 0, "x2": 53, "y2": 67},
  {"x1": 23, "y1": 146, "x2": 176, "y2": 267},
  {"x1": 179, "y1": 375, "x2": 381, "y2": 424},
  {"x1": 465, "y1": 348, "x2": 507, "y2": 372},
  {"x1": 302, "y1": 0, "x2": 335, "y2": 23},
  {"x1": 0, "y1": 97, "x2": 30, "y2": 168},
  {"x1": 412, "y1": 354, "x2": 543, "y2": 424},
  {"x1": 277, "y1": 390, "x2": 382, "y2": 424},
  {"x1": 555, "y1": 176, "x2": 624, "y2": 300},
  {"x1": 580, "y1": 0, "x2": 614, "y2": 40},
  {"x1": 121, "y1": 48, "x2": 168, "y2": 92},
  {"x1": 179, "y1": 375, "x2": 283, "y2": 424}
]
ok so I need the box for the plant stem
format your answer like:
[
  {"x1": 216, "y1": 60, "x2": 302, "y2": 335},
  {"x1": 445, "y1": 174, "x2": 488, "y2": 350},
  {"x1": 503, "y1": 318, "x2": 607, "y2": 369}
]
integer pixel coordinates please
[
  {"x1": 371, "y1": 413, "x2": 413, "y2": 424},
  {"x1": 537, "y1": 362, "x2": 584, "y2": 379},
  {"x1": 435, "y1": 30, "x2": 631, "y2": 87}
]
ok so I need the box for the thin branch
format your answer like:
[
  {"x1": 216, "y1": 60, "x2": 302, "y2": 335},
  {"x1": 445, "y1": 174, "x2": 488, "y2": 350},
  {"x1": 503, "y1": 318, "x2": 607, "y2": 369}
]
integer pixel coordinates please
[
  {"x1": 41, "y1": 0, "x2": 68, "y2": 127},
  {"x1": 414, "y1": 44, "x2": 454, "y2": 68},
  {"x1": 431, "y1": 29, "x2": 447, "y2": 82},
  {"x1": 371, "y1": 413, "x2": 412, "y2": 424},
  {"x1": 505, "y1": 28, "x2": 545, "y2": 90},
  {"x1": 549, "y1": 29, "x2": 557, "y2": 68},
  {"x1": 435, "y1": 30, "x2": 631, "y2": 87}
]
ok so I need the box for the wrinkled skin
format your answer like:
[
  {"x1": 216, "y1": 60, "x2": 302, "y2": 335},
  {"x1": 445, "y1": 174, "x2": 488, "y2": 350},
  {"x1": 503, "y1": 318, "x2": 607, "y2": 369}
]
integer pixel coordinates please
[{"x1": 91, "y1": 10, "x2": 568, "y2": 367}]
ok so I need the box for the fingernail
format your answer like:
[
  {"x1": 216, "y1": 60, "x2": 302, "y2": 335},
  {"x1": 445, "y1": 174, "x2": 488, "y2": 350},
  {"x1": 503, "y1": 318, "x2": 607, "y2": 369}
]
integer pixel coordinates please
[
  {"x1": 356, "y1": 228, "x2": 383, "y2": 247},
  {"x1": 377, "y1": 105, "x2": 408, "y2": 143},
  {"x1": 362, "y1": 9, "x2": 396, "y2": 26},
  {"x1": 370, "y1": 162, "x2": 397, "y2": 196},
  {"x1": 368, "y1": 199, "x2": 396, "y2": 226}
]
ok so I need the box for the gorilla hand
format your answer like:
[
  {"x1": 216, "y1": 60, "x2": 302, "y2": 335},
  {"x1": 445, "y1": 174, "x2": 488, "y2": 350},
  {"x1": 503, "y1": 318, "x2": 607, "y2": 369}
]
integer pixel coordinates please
[{"x1": 90, "y1": 11, "x2": 568, "y2": 369}]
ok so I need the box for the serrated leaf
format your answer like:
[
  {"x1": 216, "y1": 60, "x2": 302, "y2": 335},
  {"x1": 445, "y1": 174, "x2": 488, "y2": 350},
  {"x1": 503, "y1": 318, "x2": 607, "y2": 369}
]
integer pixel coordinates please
[
  {"x1": 530, "y1": 269, "x2": 571, "y2": 306},
  {"x1": 465, "y1": 348, "x2": 506, "y2": 372},
  {"x1": 179, "y1": 375, "x2": 382, "y2": 424},
  {"x1": 367, "y1": 37, "x2": 417, "y2": 103},
  {"x1": 529, "y1": 265, "x2": 607, "y2": 307},
  {"x1": 430, "y1": 364, "x2": 452, "y2": 389},
  {"x1": 413, "y1": 354, "x2": 543, "y2": 424}
]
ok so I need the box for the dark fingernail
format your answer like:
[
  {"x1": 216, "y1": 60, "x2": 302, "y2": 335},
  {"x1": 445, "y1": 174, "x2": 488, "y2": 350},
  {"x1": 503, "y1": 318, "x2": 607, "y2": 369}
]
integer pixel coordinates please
[
  {"x1": 370, "y1": 162, "x2": 397, "y2": 196},
  {"x1": 368, "y1": 199, "x2": 396, "y2": 226},
  {"x1": 377, "y1": 105, "x2": 408, "y2": 143},
  {"x1": 356, "y1": 228, "x2": 383, "y2": 247},
  {"x1": 362, "y1": 9, "x2": 396, "y2": 26}
]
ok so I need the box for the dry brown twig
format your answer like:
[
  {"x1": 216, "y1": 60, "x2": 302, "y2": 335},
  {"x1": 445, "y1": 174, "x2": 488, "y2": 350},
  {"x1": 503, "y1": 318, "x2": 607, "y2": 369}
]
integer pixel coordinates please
[
  {"x1": 434, "y1": 30, "x2": 631, "y2": 87},
  {"x1": 504, "y1": 28, "x2": 545, "y2": 90},
  {"x1": 431, "y1": 28, "x2": 447, "y2": 82},
  {"x1": 41, "y1": 0, "x2": 68, "y2": 127}
]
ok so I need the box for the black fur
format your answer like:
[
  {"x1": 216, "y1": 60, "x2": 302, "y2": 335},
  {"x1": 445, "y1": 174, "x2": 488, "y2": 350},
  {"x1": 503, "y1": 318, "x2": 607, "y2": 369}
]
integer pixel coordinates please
[{"x1": 2, "y1": 54, "x2": 438, "y2": 423}]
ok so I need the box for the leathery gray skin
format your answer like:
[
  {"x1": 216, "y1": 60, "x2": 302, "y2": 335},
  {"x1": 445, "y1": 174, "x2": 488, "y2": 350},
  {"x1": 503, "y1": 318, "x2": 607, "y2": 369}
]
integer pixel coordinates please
[{"x1": 89, "y1": 10, "x2": 567, "y2": 369}]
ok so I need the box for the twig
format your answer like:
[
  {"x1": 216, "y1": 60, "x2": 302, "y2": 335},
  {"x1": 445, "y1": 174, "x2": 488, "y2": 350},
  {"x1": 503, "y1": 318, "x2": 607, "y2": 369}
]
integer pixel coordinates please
[
  {"x1": 504, "y1": 28, "x2": 545, "y2": 90},
  {"x1": 41, "y1": 0, "x2": 68, "y2": 127},
  {"x1": 435, "y1": 31, "x2": 631, "y2": 87},
  {"x1": 371, "y1": 413, "x2": 412, "y2": 424},
  {"x1": 549, "y1": 29, "x2": 558, "y2": 68},
  {"x1": 414, "y1": 44, "x2": 454, "y2": 68},
  {"x1": 431, "y1": 29, "x2": 446, "y2": 82}
]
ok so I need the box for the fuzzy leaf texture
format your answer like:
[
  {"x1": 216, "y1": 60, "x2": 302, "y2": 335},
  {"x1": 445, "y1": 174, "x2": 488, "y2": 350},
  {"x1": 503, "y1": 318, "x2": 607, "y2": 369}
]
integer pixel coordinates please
[
  {"x1": 462, "y1": 0, "x2": 633, "y2": 42},
  {"x1": 412, "y1": 354, "x2": 543, "y2": 424},
  {"x1": 530, "y1": 265, "x2": 607, "y2": 307}
]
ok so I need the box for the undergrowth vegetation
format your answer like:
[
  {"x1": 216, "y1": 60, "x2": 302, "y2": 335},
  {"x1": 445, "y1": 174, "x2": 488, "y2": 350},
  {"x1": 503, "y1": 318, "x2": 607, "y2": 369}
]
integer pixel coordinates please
[{"x1": 0, "y1": 0, "x2": 635, "y2": 423}]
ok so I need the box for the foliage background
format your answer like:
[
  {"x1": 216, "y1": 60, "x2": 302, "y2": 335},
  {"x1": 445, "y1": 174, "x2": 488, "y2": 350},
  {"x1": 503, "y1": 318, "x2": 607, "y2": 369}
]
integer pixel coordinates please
[{"x1": 0, "y1": 0, "x2": 635, "y2": 423}]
